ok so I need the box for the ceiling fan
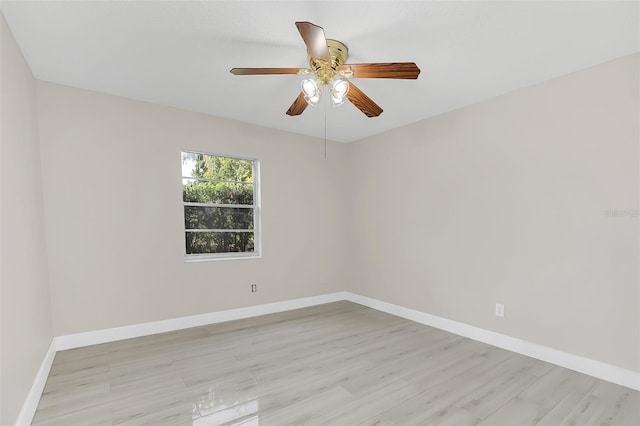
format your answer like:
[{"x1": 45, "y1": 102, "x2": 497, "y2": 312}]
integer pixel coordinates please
[{"x1": 230, "y1": 21, "x2": 421, "y2": 118}]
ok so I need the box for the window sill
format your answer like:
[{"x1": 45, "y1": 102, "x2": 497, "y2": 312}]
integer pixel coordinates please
[{"x1": 184, "y1": 253, "x2": 261, "y2": 263}]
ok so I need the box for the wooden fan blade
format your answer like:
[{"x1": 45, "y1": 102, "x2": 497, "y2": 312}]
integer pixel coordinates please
[
  {"x1": 230, "y1": 68, "x2": 307, "y2": 75},
  {"x1": 286, "y1": 92, "x2": 308, "y2": 116},
  {"x1": 346, "y1": 82, "x2": 383, "y2": 118},
  {"x1": 295, "y1": 21, "x2": 330, "y2": 62},
  {"x1": 339, "y1": 62, "x2": 421, "y2": 79}
]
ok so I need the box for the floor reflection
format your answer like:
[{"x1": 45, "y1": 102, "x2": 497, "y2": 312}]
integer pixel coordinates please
[{"x1": 193, "y1": 398, "x2": 259, "y2": 425}]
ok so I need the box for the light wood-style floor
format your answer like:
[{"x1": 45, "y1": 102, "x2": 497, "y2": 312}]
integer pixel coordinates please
[{"x1": 32, "y1": 301, "x2": 639, "y2": 426}]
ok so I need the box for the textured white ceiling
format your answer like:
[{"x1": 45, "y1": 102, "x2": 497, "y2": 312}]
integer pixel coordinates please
[{"x1": 1, "y1": 1, "x2": 638, "y2": 142}]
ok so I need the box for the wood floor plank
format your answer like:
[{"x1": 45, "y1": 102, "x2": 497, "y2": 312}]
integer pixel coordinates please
[
  {"x1": 477, "y1": 367, "x2": 600, "y2": 425},
  {"x1": 359, "y1": 350, "x2": 530, "y2": 425},
  {"x1": 477, "y1": 399, "x2": 548, "y2": 426},
  {"x1": 32, "y1": 301, "x2": 640, "y2": 426},
  {"x1": 536, "y1": 380, "x2": 640, "y2": 426}
]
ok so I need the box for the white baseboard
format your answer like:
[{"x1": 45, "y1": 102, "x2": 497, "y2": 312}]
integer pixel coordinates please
[
  {"x1": 15, "y1": 340, "x2": 56, "y2": 426},
  {"x1": 55, "y1": 292, "x2": 348, "y2": 351},
  {"x1": 344, "y1": 292, "x2": 640, "y2": 391}
]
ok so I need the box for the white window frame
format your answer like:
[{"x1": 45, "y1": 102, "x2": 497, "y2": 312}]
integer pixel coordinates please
[{"x1": 181, "y1": 150, "x2": 261, "y2": 262}]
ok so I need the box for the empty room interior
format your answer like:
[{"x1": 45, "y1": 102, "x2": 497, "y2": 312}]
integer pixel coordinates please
[{"x1": 1, "y1": 1, "x2": 639, "y2": 425}]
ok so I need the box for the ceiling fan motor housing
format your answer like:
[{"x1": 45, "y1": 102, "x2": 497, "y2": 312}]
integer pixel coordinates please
[{"x1": 309, "y1": 39, "x2": 349, "y2": 84}]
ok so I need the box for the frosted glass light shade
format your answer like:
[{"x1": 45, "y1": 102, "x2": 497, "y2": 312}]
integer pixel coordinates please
[
  {"x1": 301, "y1": 78, "x2": 320, "y2": 98},
  {"x1": 301, "y1": 78, "x2": 321, "y2": 106},
  {"x1": 330, "y1": 76, "x2": 350, "y2": 106},
  {"x1": 305, "y1": 93, "x2": 321, "y2": 106},
  {"x1": 332, "y1": 78, "x2": 349, "y2": 97}
]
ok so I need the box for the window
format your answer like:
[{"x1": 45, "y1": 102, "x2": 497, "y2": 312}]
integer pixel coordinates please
[{"x1": 181, "y1": 151, "x2": 259, "y2": 260}]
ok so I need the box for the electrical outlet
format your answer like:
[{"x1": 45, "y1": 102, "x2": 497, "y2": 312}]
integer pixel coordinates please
[
  {"x1": 495, "y1": 303, "x2": 505, "y2": 317},
  {"x1": 251, "y1": 284, "x2": 257, "y2": 293}
]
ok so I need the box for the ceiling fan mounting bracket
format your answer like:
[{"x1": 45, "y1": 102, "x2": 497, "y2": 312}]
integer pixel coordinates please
[{"x1": 308, "y1": 39, "x2": 349, "y2": 84}]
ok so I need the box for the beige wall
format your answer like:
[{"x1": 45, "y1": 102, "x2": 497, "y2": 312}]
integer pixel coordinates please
[
  {"x1": 36, "y1": 82, "x2": 350, "y2": 336},
  {"x1": 0, "y1": 14, "x2": 53, "y2": 425},
  {"x1": 348, "y1": 54, "x2": 640, "y2": 372}
]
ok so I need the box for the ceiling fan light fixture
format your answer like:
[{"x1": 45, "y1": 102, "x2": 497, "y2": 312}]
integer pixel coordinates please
[
  {"x1": 301, "y1": 77, "x2": 322, "y2": 106},
  {"x1": 330, "y1": 94, "x2": 347, "y2": 107},
  {"x1": 331, "y1": 76, "x2": 349, "y2": 97},
  {"x1": 305, "y1": 93, "x2": 321, "y2": 106},
  {"x1": 329, "y1": 76, "x2": 350, "y2": 107},
  {"x1": 301, "y1": 77, "x2": 320, "y2": 98}
]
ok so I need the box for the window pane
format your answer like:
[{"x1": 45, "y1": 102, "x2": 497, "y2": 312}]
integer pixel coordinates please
[
  {"x1": 184, "y1": 206, "x2": 254, "y2": 230},
  {"x1": 181, "y1": 152, "x2": 197, "y2": 177},
  {"x1": 183, "y1": 180, "x2": 253, "y2": 205},
  {"x1": 182, "y1": 153, "x2": 253, "y2": 182},
  {"x1": 186, "y1": 232, "x2": 255, "y2": 254}
]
